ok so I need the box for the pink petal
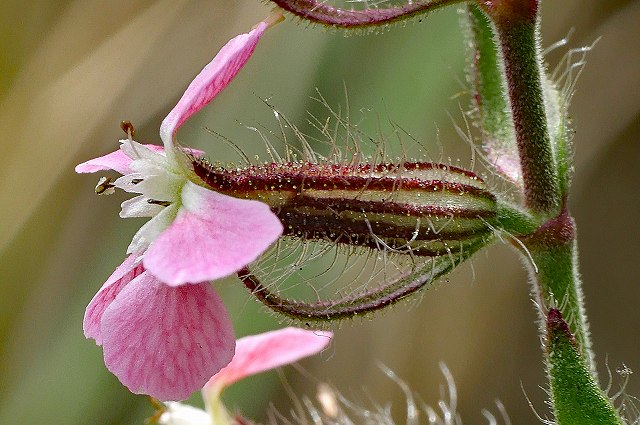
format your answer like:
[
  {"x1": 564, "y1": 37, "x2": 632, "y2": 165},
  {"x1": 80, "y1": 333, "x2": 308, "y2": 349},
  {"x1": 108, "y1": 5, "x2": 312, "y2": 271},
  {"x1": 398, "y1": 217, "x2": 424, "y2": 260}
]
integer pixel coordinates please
[
  {"x1": 83, "y1": 254, "x2": 144, "y2": 345},
  {"x1": 143, "y1": 181, "x2": 283, "y2": 286},
  {"x1": 205, "y1": 327, "x2": 333, "y2": 392},
  {"x1": 75, "y1": 144, "x2": 204, "y2": 175},
  {"x1": 101, "y1": 274, "x2": 235, "y2": 401},
  {"x1": 75, "y1": 144, "x2": 165, "y2": 175},
  {"x1": 485, "y1": 145, "x2": 522, "y2": 185},
  {"x1": 159, "y1": 20, "x2": 272, "y2": 149}
]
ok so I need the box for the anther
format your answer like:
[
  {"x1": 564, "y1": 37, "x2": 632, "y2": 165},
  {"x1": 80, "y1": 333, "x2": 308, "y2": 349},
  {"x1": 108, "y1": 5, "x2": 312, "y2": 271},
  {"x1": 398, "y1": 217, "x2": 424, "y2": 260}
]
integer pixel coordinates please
[
  {"x1": 147, "y1": 199, "x2": 172, "y2": 207},
  {"x1": 95, "y1": 177, "x2": 115, "y2": 195},
  {"x1": 120, "y1": 120, "x2": 136, "y2": 139}
]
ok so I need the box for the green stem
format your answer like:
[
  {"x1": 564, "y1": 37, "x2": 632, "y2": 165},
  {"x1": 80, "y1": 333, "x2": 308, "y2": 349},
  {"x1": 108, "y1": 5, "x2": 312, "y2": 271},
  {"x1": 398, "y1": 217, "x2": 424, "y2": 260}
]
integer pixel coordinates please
[
  {"x1": 482, "y1": 0, "x2": 560, "y2": 215},
  {"x1": 522, "y1": 208, "x2": 626, "y2": 423},
  {"x1": 546, "y1": 309, "x2": 623, "y2": 425},
  {"x1": 523, "y1": 208, "x2": 595, "y2": 377},
  {"x1": 466, "y1": 4, "x2": 515, "y2": 150},
  {"x1": 478, "y1": 3, "x2": 624, "y2": 421}
]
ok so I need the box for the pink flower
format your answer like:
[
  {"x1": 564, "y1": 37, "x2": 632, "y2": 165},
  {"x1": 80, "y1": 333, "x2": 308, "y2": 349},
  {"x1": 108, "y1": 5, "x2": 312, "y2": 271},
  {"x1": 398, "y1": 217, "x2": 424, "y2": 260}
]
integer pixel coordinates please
[
  {"x1": 158, "y1": 327, "x2": 333, "y2": 425},
  {"x1": 76, "y1": 14, "x2": 285, "y2": 401}
]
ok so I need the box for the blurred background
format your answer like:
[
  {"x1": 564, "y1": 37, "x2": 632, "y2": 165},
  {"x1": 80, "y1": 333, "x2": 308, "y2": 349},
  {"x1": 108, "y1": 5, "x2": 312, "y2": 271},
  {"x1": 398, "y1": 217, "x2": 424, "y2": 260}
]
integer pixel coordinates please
[{"x1": 1, "y1": 1, "x2": 639, "y2": 424}]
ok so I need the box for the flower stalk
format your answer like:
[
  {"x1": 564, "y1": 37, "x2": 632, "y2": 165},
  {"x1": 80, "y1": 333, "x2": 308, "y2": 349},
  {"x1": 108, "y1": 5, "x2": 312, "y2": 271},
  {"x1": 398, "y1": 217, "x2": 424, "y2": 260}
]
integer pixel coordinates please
[
  {"x1": 463, "y1": 1, "x2": 619, "y2": 422},
  {"x1": 468, "y1": 0, "x2": 625, "y2": 422},
  {"x1": 480, "y1": 0, "x2": 561, "y2": 216},
  {"x1": 523, "y1": 206, "x2": 596, "y2": 375}
]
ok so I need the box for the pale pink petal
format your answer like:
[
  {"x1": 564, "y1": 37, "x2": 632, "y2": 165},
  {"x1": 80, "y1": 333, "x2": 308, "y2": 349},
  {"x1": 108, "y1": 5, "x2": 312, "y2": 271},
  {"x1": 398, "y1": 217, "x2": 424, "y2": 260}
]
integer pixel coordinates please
[
  {"x1": 159, "y1": 21, "x2": 271, "y2": 150},
  {"x1": 75, "y1": 144, "x2": 165, "y2": 175},
  {"x1": 143, "y1": 181, "x2": 283, "y2": 286},
  {"x1": 485, "y1": 144, "x2": 522, "y2": 185},
  {"x1": 101, "y1": 274, "x2": 235, "y2": 401},
  {"x1": 75, "y1": 147, "x2": 135, "y2": 175},
  {"x1": 83, "y1": 254, "x2": 144, "y2": 345},
  {"x1": 205, "y1": 327, "x2": 333, "y2": 392}
]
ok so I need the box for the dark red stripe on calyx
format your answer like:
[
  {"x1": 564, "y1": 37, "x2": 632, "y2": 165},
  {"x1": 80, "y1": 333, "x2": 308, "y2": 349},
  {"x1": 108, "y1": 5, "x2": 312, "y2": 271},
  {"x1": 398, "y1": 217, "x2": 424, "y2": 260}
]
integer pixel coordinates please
[
  {"x1": 287, "y1": 196, "x2": 495, "y2": 219},
  {"x1": 192, "y1": 158, "x2": 495, "y2": 251},
  {"x1": 193, "y1": 160, "x2": 494, "y2": 199}
]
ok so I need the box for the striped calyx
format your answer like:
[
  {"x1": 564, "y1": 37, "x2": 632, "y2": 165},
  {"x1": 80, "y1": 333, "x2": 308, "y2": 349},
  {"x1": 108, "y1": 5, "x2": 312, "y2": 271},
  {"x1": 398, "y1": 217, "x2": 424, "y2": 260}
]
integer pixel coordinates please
[{"x1": 193, "y1": 160, "x2": 497, "y2": 257}]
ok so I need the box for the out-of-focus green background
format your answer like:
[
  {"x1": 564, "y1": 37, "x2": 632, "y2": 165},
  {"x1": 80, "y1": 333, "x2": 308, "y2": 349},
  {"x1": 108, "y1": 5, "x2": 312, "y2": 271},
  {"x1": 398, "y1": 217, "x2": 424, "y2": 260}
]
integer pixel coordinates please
[{"x1": 1, "y1": 1, "x2": 639, "y2": 424}]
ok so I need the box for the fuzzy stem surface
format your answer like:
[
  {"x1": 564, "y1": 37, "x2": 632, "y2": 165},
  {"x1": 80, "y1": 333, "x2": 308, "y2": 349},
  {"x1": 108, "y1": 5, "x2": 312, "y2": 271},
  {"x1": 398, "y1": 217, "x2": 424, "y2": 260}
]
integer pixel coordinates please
[
  {"x1": 484, "y1": 0, "x2": 560, "y2": 215},
  {"x1": 546, "y1": 309, "x2": 623, "y2": 425},
  {"x1": 523, "y1": 208, "x2": 596, "y2": 377}
]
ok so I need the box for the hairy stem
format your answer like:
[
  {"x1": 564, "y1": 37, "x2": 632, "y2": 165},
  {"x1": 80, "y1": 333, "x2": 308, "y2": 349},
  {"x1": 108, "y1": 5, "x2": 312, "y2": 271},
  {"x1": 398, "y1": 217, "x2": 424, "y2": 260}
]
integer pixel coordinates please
[
  {"x1": 466, "y1": 4, "x2": 514, "y2": 145},
  {"x1": 546, "y1": 309, "x2": 622, "y2": 425},
  {"x1": 482, "y1": 0, "x2": 560, "y2": 215},
  {"x1": 523, "y1": 207, "x2": 596, "y2": 378}
]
